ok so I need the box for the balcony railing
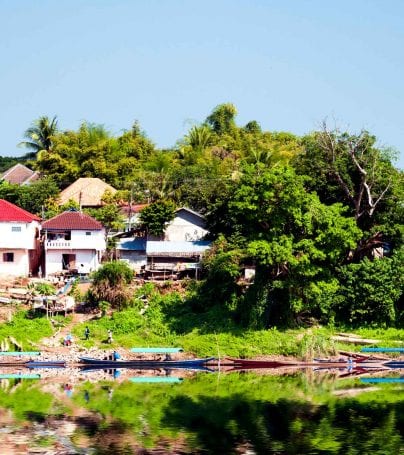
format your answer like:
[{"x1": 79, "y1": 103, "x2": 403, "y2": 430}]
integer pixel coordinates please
[
  {"x1": 45, "y1": 238, "x2": 105, "y2": 250},
  {"x1": 46, "y1": 240, "x2": 72, "y2": 248}
]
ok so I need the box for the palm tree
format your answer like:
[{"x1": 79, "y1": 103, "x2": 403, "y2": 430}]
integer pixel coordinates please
[
  {"x1": 19, "y1": 115, "x2": 58, "y2": 154},
  {"x1": 185, "y1": 125, "x2": 212, "y2": 154}
]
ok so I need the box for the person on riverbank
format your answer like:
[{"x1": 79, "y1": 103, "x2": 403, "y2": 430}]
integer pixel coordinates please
[
  {"x1": 107, "y1": 329, "x2": 113, "y2": 344},
  {"x1": 113, "y1": 350, "x2": 121, "y2": 361},
  {"x1": 64, "y1": 333, "x2": 73, "y2": 346},
  {"x1": 84, "y1": 326, "x2": 90, "y2": 340}
]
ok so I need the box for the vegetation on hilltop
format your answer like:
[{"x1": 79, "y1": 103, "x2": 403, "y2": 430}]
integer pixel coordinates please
[{"x1": 0, "y1": 104, "x2": 402, "y2": 328}]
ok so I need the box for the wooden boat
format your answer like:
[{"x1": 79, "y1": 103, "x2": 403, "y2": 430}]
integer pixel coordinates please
[
  {"x1": 129, "y1": 376, "x2": 183, "y2": 383},
  {"x1": 361, "y1": 347, "x2": 404, "y2": 353},
  {"x1": 226, "y1": 358, "x2": 404, "y2": 370},
  {"x1": 130, "y1": 347, "x2": 183, "y2": 354},
  {"x1": 0, "y1": 360, "x2": 66, "y2": 368},
  {"x1": 0, "y1": 351, "x2": 40, "y2": 356},
  {"x1": 360, "y1": 377, "x2": 404, "y2": 384},
  {"x1": 79, "y1": 356, "x2": 216, "y2": 369},
  {"x1": 26, "y1": 361, "x2": 66, "y2": 369},
  {"x1": 227, "y1": 358, "x2": 299, "y2": 368},
  {"x1": 0, "y1": 373, "x2": 41, "y2": 379}
]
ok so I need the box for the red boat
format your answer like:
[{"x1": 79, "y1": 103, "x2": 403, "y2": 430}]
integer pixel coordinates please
[{"x1": 226, "y1": 358, "x2": 388, "y2": 369}]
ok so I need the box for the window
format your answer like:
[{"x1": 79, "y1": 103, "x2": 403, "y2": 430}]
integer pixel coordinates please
[
  {"x1": 3, "y1": 253, "x2": 14, "y2": 262},
  {"x1": 11, "y1": 226, "x2": 21, "y2": 232},
  {"x1": 85, "y1": 232, "x2": 92, "y2": 236}
]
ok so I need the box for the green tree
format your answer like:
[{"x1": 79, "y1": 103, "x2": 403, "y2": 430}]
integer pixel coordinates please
[
  {"x1": 206, "y1": 103, "x2": 238, "y2": 135},
  {"x1": 85, "y1": 204, "x2": 124, "y2": 237},
  {"x1": 208, "y1": 164, "x2": 361, "y2": 327},
  {"x1": 139, "y1": 200, "x2": 176, "y2": 237},
  {"x1": 89, "y1": 261, "x2": 134, "y2": 310},
  {"x1": 336, "y1": 248, "x2": 404, "y2": 325},
  {"x1": 19, "y1": 116, "x2": 58, "y2": 154}
]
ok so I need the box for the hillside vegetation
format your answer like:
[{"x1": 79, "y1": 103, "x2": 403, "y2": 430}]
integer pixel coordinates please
[{"x1": 0, "y1": 104, "x2": 403, "y2": 328}]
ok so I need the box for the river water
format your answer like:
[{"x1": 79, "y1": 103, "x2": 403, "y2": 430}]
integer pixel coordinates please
[{"x1": 0, "y1": 368, "x2": 402, "y2": 454}]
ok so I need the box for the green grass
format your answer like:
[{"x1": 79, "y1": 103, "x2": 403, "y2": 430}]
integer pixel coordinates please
[
  {"x1": 1, "y1": 297, "x2": 402, "y2": 359},
  {"x1": 73, "y1": 305, "x2": 401, "y2": 358},
  {"x1": 0, "y1": 310, "x2": 53, "y2": 351}
]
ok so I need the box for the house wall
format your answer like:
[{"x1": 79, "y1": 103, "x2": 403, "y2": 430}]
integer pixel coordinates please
[
  {"x1": 45, "y1": 250, "x2": 100, "y2": 276},
  {"x1": 45, "y1": 229, "x2": 105, "y2": 250},
  {"x1": 0, "y1": 249, "x2": 29, "y2": 276},
  {"x1": 0, "y1": 221, "x2": 40, "y2": 249},
  {"x1": 118, "y1": 251, "x2": 147, "y2": 271},
  {"x1": 164, "y1": 214, "x2": 208, "y2": 242}
]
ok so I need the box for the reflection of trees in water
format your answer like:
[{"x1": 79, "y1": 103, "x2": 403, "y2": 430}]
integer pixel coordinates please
[
  {"x1": 0, "y1": 376, "x2": 403, "y2": 454},
  {"x1": 161, "y1": 397, "x2": 403, "y2": 454},
  {"x1": 77, "y1": 393, "x2": 403, "y2": 454}
]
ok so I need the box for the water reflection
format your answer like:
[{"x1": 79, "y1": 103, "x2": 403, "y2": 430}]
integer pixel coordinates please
[{"x1": 0, "y1": 369, "x2": 402, "y2": 454}]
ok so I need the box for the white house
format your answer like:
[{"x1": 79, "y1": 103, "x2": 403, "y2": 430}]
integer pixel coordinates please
[
  {"x1": 42, "y1": 210, "x2": 106, "y2": 277},
  {"x1": 164, "y1": 207, "x2": 208, "y2": 241},
  {"x1": 0, "y1": 199, "x2": 41, "y2": 277}
]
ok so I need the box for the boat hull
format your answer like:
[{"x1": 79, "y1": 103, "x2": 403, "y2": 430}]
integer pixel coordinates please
[{"x1": 79, "y1": 357, "x2": 216, "y2": 369}]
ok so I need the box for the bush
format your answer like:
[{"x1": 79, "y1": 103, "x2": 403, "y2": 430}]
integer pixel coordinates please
[{"x1": 89, "y1": 261, "x2": 134, "y2": 309}]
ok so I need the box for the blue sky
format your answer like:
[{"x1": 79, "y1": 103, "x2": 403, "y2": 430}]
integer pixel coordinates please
[{"x1": 1, "y1": 0, "x2": 403, "y2": 167}]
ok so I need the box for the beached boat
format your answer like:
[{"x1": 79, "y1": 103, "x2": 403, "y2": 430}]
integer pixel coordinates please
[
  {"x1": 26, "y1": 361, "x2": 66, "y2": 369},
  {"x1": 0, "y1": 360, "x2": 66, "y2": 369},
  {"x1": 79, "y1": 356, "x2": 216, "y2": 369},
  {"x1": 226, "y1": 358, "x2": 404, "y2": 370}
]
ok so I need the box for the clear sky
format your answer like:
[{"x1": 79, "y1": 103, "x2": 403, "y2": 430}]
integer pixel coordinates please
[{"x1": 1, "y1": 0, "x2": 403, "y2": 167}]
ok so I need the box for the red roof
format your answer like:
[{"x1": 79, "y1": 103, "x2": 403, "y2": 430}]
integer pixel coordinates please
[
  {"x1": 42, "y1": 211, "x2": 103, "y2": 230},
  {"x1": 0, "y1": 199, "x2": 41, "y2": 222},
  {"x1": 119, "y1": 203, "x2": 149, "y2": 216}
]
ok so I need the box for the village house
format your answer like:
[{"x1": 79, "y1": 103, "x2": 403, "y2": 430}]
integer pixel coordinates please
[
  {"x1": 119, "y1": 203, "x2": 148, "y2": 232},
  {"x1": 163, "y1": 207, "x2": 208, "y2": 241},
  {"x1": 1, "y1": 163, "x2": 40, "y2": 185},
  {"x1": 58, "y1": 177, "x2": 116, "y2": 208},
  {"x1": 115, "y1": 207, "x2": 211, "y2": 279},
  {"x1": 115, "y1": 237, "x2": 147, "y2": 272},
  {"x1": 41, "y1": 210, "x2": 106, "y2": 277},
  {"x1": 145, "y1": 240, "x2": 211, "y2": 280},
  {"x1": 0, "y1": 199, "x2": 41, "y2": 277}
]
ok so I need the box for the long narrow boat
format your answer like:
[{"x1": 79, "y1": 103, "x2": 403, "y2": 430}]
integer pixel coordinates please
[
  {"x1": 26, "y1": 361, "x2": 66, "y2": 369},
  {"x1": 360, "y1": 377, "x2": 404, "y2": 384},
  {"x1": 361, "y1": 347, "x2": 404, "y2": 353},
  {"x1": 0, "y1": 351, "x2": 41, "y2": 356},
  {"x1": 0, "y1": 373, "x2": 41, "y2": 379},
  {"x1": 226, "y1": 358, "x2": 404, "y2": 370},
  {"x1": 79, "y1": 356, "x2": 216, "y2": 369}
]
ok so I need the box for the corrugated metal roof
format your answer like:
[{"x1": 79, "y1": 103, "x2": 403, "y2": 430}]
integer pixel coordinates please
[
  {"x1": 117, "y1": 238, "x2": 147, "y2": 251},
  {"x1": 146, "y1": 241, "x2": 211, "y2": 254}
]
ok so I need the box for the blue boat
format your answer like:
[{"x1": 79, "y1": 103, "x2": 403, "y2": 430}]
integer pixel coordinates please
[
  {"x1": 360, "y1": 377, "x2": 404, "y2": 384},
  {"x1": 129, "y1": 376, "x2": 183, "y2": 383},
  {"x1": 79, "y1": 356, "x2": 215, "y2": 369}
]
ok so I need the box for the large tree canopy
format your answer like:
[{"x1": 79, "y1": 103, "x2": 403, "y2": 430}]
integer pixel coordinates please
[{"x1": 206, "y1": 164, "x2": 362, "y2": 327}]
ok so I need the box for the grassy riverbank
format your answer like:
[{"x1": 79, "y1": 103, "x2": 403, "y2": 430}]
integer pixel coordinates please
[{"x1": 0, "y1": 307, "x2": 402, "y2": 359}]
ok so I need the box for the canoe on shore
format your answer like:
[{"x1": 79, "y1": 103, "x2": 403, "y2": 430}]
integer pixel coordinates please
[
  {"x1": 0, "y1": 361, "x2": 66, "y2": 368},
  {"x1": 78, "y1": 356, "x2": 216, "y2": 369},
  {"x1": 226, "y1": 358, "x2": 404, "y2": 370}
]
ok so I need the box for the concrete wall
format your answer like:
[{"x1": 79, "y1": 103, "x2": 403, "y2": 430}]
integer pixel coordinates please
[
  {"x1": 45, "y1": 250, "x2": 100, "y2": 276},
  {"x1": 0, "y1": 221, "x2": 40, "y2": 249},
  {"x1": 0, "y1": 249, "x2": 29, "y2": 276}
]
